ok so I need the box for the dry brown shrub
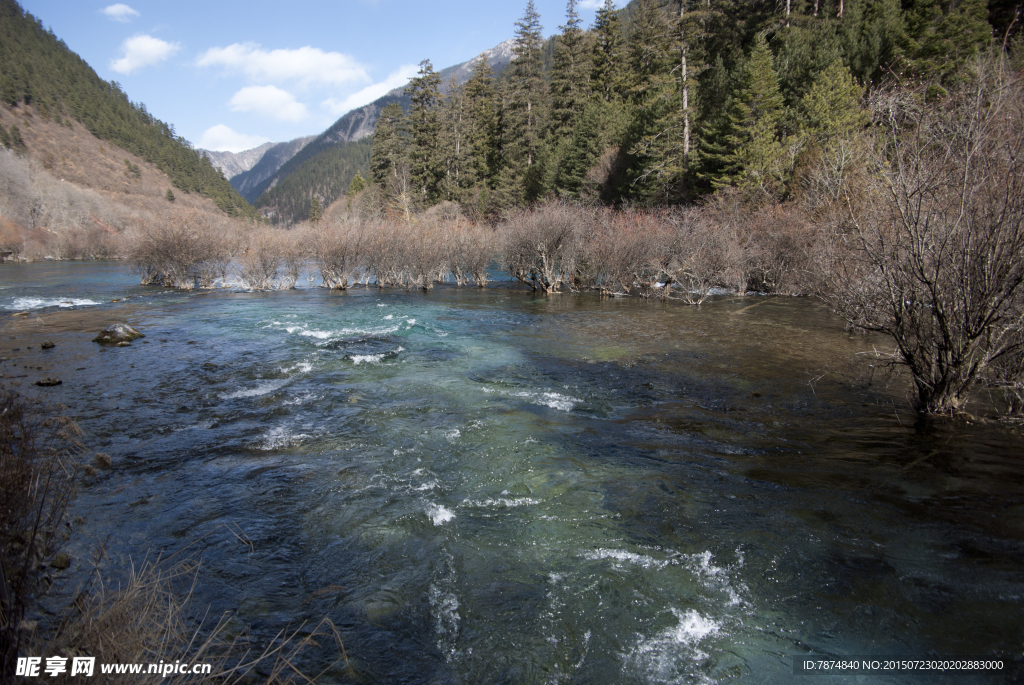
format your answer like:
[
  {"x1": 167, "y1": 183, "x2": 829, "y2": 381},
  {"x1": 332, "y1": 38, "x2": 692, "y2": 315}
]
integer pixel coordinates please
[
  {"x1": 307, "y1": 220, "x2": 364, "y2": 290},
  {"x1": 818, "y1": 59, "x2": 1024, "y2": 414},
  {"x1": 502, "y1": 201, "x2": 583, "y2": 293},
  {"x1": 128, "y1": 209, "x2": 233, "y2": 289}
]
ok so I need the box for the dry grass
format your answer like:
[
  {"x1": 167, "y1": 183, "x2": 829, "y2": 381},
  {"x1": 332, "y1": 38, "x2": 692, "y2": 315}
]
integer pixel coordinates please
[
  {"x1": 1, "y1": 385, "x2": 83, "y2": 679},
  {"x1": 32, "y1": 555, "x2": 350, "y2": 685}
]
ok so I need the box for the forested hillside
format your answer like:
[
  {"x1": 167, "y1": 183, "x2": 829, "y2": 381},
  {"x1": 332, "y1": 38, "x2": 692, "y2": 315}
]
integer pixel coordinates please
[
  {"x1": 255, "y1": 138, "x2": 372, "y2": 224},
  {"x1": 0, "y1": 0, "x2": 257, "y2": 219},
  {"x1": 363, "y1": 0, "x2": 1015, "y2": 216}
]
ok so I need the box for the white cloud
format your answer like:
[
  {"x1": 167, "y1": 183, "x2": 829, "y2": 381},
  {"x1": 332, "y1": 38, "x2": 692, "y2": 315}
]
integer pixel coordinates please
[
  {"x1": 578, "y1": 0, "x2": 610, "y2": 8},
  {"x1": 111, "y1": 35, "x2": 180, "y2": 74},
  {"x1": 198, "y1": 125, "x2": 270, "y2": 153},
  {"x1": 321, "y1": 64, "x2": 418, "y2": 116},
  {"x1": 229, "y1": 85, "x2": 308, "y2": 122},
  {"x1": 102, "y1": 3, "x2": 139, "y2": 22},
  {"x1": 196, "y1": 43, "x2": 369, "y2": 88}
]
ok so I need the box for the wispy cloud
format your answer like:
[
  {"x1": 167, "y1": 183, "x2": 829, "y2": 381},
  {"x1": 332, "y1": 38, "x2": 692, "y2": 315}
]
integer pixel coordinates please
[
  {"x1": 102, "y1": 3, "x2": 139, "y2": 22},
  {"x1": 321, "y1": 64, "x2": 418, "y2": 116},
  {"x1": 198, "y1": 124, "x2": 270, "y2": 153},
  {"x1": 578, "y1": 0, "x2": 610, "y2": 8},
  {"x1": 197, "y1": 43, "x2": 369, "y2": 88},
  {"x1": 229, "y1": 85, "x2": 308, "y2": 122},
  {"x1": 111, "y1": 35, "x2": 180, "y2": 74}
]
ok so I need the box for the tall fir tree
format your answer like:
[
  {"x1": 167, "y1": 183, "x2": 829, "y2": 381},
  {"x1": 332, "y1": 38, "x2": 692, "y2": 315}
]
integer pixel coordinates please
[
  {"x1": 370, "y1": 102, "x2": 408, "y2": 187},
  {"x1": 405, "y1": 59, "x2": 444, "y2": 203},
  {"x1": 700, "y1": 34, "x2": 788, "y2": 198},
  {"x1": 550, "y1": 0, "x2": 592, "y2": 140},
  {"x1": 496, "y1": 0, "x2": 549, "y2": 205},
  {"x1": 464, "y1": 55, "x2": 499, "y2": 189},
  {"x1": 590, "y1": 0, "x2": 626, "y2": 103}
]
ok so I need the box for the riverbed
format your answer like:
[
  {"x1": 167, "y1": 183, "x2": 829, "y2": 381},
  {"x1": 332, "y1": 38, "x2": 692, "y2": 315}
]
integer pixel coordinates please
[{"x1": 2, "y1": 261, "x2": 1022, "y2": 683}]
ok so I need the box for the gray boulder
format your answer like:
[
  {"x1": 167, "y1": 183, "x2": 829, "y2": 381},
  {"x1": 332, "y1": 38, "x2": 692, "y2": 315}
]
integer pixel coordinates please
[{"x1": 93, "y1": 324, "x2": 144, "y2": 345}]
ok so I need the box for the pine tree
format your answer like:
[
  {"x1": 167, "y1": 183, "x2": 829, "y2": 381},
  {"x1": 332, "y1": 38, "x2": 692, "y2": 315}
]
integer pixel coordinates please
[
  {"x1": 348, "y1": 171, "x2": 365, "y2": 195},
  {"x1": 624, "y1": 0, "x2": 673, "y2": 106},
  {"x1": 464, "y1": 55, "x2": 498, "y2": 188},
  {"x1": 591, "y1": 0, "x2": 625, "y2": 103},
  {"x1": 165, "y1": 188, "x2": 175, "y2": 202},
  {"x1": 498, "y1": 0, "x2": 549, "y2": 205},
  {"x1": 405, "y1": 60, "x2": 444, "y2": 203},
  {"x1": 550, "y1": 0, "x2": 592, "y2": 140},
  {"x1": 799, "y1": 60, "x2": 866, "y2": 140},
  {"x1": 701, "y1": 34, "x2": 788, "y2": 197},
  {"x1": 309, "y1": 196, "x2": 323, "y2": 224},
  {"x1": 370, "y1": 102, "x2": 408, "y2": 187},
  {"x1": 906, "y1": 0, "x2": 992, "y2": 82},
  {"x1": 438, "y1": 77, "x2": 472, "y2": 202}
]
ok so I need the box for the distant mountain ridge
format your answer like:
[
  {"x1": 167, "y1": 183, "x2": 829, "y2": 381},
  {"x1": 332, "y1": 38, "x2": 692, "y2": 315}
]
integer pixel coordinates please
[
  {"x1": 251, "y1": 38, "x2": 518, "y2": 222},
  {"x1": 198, "y1": 143, "x2": 275, "y2": 179}
]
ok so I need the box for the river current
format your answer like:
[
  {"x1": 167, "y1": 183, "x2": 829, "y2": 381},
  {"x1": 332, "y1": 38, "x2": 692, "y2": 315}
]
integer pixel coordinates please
[{"x1": 2, "y1": 262, "x2": 1022, "y2": 683}]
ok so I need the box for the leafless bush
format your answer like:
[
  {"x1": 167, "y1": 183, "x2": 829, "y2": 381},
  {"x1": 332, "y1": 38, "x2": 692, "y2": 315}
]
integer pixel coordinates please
[
  {"x1": 502, "y1": 201, "x2": 583, "y2": 293},
  {"x1": 1, "y1": 386, "x2": 83, "y2": 679},
  {"x1": 128, "y1": 210, "x2": 233, "y2": 289},
  {"x1": 820, "y1": 58, "x2": 1024, "y2": 415},
  {"x1": 239, "y1": 228, "x2": 285, "y2": 290},
  {"x1": 307, "y1": 220, "x2": 364, "y2": 289}
]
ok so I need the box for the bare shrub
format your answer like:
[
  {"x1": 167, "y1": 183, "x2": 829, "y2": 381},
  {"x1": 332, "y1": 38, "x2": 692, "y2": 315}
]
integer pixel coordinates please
[
  {"x1": 502, "y1": 201, "x2": 583, "y2": 293},
  {"x1": 239, "y1": 228, "x2": 284, "y2": 290},
  {"x1": 1, "y1": 386, "x2": 82, "y2": 679},
  {"x1": 308, "y1": 220, "x2": 364, "y2": 289},
  {"x1": 128, "y1": 210, "x2": 233, "y2": 289},
  {"x1": 820, "y1": 59, "x2": 1024, "y2": 414}
]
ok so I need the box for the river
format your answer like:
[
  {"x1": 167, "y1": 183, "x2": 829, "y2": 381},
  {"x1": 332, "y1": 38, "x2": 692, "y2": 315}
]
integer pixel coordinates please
[{"x1": 2, "y1": 261, "x2": 1022, "y2": 683}]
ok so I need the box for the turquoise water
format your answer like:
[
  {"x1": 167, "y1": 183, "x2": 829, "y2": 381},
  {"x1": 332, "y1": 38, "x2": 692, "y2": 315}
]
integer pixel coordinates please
[{"x1": 2, "y1": 262, "x2": 1022, "y2": 683}]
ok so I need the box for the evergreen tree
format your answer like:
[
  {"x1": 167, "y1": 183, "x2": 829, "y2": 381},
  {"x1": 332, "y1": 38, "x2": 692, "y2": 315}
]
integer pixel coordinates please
[
  {"x1": 624, "y1": 0, "x2": 673, "y2": 106},
  {"x1": 906, "y1": 0, "x2": 992, "y2": 82},
  {"x1": 309, "y1": 196, "x2": 323, "y2": 224},
  {"x1": 405, "y1": 60, "x2": 444, "y2": 203},
  {"x1": 497, "y1": 0, "x2": 549, "y2": 205},
  {"x1": 438, "y1": 77, "x2": 472, "y2": 202},
  {"x1": 464, "y1": 55, "x2": 499, "y2": 188},
  {"x1": 370, "y1": 102, "x2": 408, "y2": 187},
  {"x1": 348, "y1": 171, "x2": 365, "y2": 195},
  {"x1": 165, "y1": 188, "x2": 175, "y2": 202},
  {"x1": 701, "y1": 34, "x2": 788, "y2": 198},
  {"x1": 550, "y1": 0, "x2": 592, "y2": 140},
  {"x1": 591, "y1": 0, "x2": 625, "y2": 103},
  {"x1": 799, "y1": 60, "x2": 866, "y2": 139}
]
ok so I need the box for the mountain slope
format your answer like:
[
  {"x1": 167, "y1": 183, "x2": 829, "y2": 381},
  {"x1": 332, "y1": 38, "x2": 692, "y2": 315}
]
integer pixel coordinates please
[
  {"x1": 252, "y1": 39, "x2": 517, "y2": 223},
  {"x1": 229, "y1": 135, "x2": 316, "y2": 202},
  {"x1": 198, "y1": 143, "x2": 275, "y2": 179},
  {"x1": 0, "y1": 0, "x2": 257, "y2": 219}
]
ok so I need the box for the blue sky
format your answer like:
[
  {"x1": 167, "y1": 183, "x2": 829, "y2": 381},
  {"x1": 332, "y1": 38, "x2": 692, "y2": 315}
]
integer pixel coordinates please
[{"x1": 20, "y1": 1, "x2": 613, "y2": 152}]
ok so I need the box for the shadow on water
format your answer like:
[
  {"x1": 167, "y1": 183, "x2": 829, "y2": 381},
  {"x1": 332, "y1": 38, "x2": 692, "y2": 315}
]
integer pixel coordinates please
[{"x1": 2, "y1": 262, "x2": 1022, "y2": 683}]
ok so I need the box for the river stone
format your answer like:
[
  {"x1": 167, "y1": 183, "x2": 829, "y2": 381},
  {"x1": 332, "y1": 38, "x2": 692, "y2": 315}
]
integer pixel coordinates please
[
  {"x1": 93, "y1": 323, "x2": 144, "y2": 345},
  {"x1": 52, "y1": 552, "x2": 71, "y2": 570},
  {"x1": 40, "y1": 341, "x2": 55, "y2": 349},
  {"x1": 34, "y1": 377, "x2": 62, "y2": 387}
]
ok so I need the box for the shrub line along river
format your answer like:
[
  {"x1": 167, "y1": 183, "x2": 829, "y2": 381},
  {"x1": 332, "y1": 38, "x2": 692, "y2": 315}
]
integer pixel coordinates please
[{"x1": 2, "y1": 261, "x2": 1023, "y2": 683}]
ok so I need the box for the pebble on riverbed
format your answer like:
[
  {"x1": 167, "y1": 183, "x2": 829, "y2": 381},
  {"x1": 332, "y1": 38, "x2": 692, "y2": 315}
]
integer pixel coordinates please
[
  {"x1": 34, "y1": 377, "x2": 62, "y2": 387},
  {"x1": 41, "y1": 341, "x2": 55, "y2": 349}
]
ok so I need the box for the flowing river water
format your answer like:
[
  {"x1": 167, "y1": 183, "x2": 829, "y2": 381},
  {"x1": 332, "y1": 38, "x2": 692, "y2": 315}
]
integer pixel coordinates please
[{"x1": 2, "y1": 262, "x2": 1023, "y2": 683}]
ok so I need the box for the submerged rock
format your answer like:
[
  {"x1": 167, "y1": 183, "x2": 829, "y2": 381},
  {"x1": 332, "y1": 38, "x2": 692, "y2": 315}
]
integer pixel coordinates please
[
  {"x1": 40, "y1": 341, "x2": 55, "y2": 349},
  {"x1": 34, "y1": 377, "x2": 62, "y2": 387},
  {"x1": 51, "y1": 552, "x2": 71, "y2": 570},
  {"x1": 93, "y1": 323, "x2": 144, "y2": 345}
]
